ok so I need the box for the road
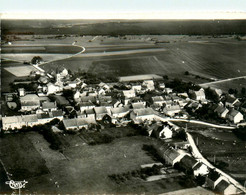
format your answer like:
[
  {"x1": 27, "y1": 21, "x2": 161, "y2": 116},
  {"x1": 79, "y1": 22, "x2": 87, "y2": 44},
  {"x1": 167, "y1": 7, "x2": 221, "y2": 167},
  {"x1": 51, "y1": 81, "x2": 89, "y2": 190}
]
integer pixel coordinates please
[
  {"x1": 186, "y1": 132, "x2": 246, "y2": 193},
  {"x1": 199, "y1": 75, "x2": 246, "y2": 87}
]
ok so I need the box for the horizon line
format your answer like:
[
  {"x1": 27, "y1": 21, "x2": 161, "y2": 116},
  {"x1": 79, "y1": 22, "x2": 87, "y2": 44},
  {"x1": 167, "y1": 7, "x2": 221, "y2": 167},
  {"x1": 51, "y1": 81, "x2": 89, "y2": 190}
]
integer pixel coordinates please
[{"x1": 1, "y1": 11, "x2": 246, "y2": 20}]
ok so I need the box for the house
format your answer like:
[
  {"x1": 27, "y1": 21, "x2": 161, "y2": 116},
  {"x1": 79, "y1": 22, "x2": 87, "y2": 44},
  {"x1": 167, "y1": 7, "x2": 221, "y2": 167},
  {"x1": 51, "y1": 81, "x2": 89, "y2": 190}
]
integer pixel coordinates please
[
  {"x1": 206, "y1": 170, "x2": 226, "y2": 189},
  {"x1": 20, "y1": 94, "x2": 40, "y2": 111},
  {"x1": 22, "y1": 114, "x2": 38, "y2": 127},
  {"x1": 163, "y1": 104, "x2": 181, "y2": 117},
  {"x1": 77, "y1": 110, "x2": 87, "y2": 118},
  {"x1": 131, "y1": 85, "x2": 142, "y2": 92},
  {"x1": 150, "y1": 123, "x2": 173, "y2": 139},
  {"x1": 152, "y1": 96, "x2": 165, "y2": 106},
  {"x1": 157, "y1": 145, "x2": 187, "y2": 165},
  {"x1": 52, "y1": 95, "x2": 69, "y2": 106},
  {"x1": 67, "y1": 80, "x2": 78, "y2": 88},
  {"x1": 122, "y1": 89, "x2": 136, "y2": 98},
  {"x1": 47, "y1": 82, "x2": 61, "y2": 95},
  {"x1": 214, "y1": 105, "x2": 229, "y2": 118},
  {"x1": 190, "y1": 89, "x2": 206, "y2": 101},
  {"x1": 37, "y1": 113, "x2": 53, "y2": 124},
  {"x1": 98, "y1": 96, "x2": 112, "y2": 103},
  {"x1": 60, "y1": 68, "x2": 68, "y2": 77},
  {"x1": 80, "y1": 96, "x2": 96, "y2": 104},
  {"x1": 132, "y1": 102, "x2": 145, "y2": 110},
  {"x1": 227, "y1": 109, "x2": 244, "y2": 124},
  {"x1": 178, "y1": 155, "x2": 209, "y2": 176},
  {"x1": 63, "y1": 118, "x2": 77, "y2": 130},
  {"x1": 18, "y1": 88, "x2": 25, "y2": 97},
  {"x1": 94, "y1": 106, "x2": 109, "y2": 120},
  {"x1": 130, "y1": 108, "x2": 158, "y2": 123},
  {"x1": 100, "y1": 102, "x2": 113, "y2": 112},
  {"x1": 192, "y1": 162, "x2": 209, "y2": 176},
  {"x1": 2, "y1": 116, "x2": 24, "y2": 130},
  {"x1": 73, "y1": 90, "x2": 80, "y2": 101},
  {"x1": 111, "y1": 106, "x2": 130, "y2": 118},
  {"x1": 159, "y1": 83, "x2": 165, "y2": 89},
  {"x1": 225, "y1": 96, "x2": 240, "y2": 107},
  {"x1": 164, "y1": 88, "x2": 173, "y2": 94},
  {"x1": 79, "y1": 102, "x2": 95, "y2": 112},
  {"x1": 98, "y1": 82, "x2": 110, "y2": 91},
  {"x1": 51, "y1": 110, "x2": 63, "y2": 120},
  {"x1": 42, "y1": 102, "x2": 57, "y2": 112},
  {"x1": 213, "y1": 88, "x2": 223, "y2": 97},
  {"x1": 214, "y1": 179, "x2": 239, "y2": 195},
  {"x1": 142, "y1": 80, "x2": 155, "y2": 91},
  {"x1": 85, "y1": 108, "x2": 95, "y2": 119}
]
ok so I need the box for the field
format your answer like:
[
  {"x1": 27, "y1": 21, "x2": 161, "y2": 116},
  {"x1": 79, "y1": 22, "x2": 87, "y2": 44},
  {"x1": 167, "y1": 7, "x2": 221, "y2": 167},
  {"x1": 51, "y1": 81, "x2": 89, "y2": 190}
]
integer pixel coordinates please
[
  {"x1": 0, "y1": 131, "x2": 193, "y2": 194},
  {"x1": 2, "y1": 34, "x2": 246, "y2": 93},
  {"x1": 4, "y1": 65, "x2": 36, "y2": 77},
  {"x1": 39, "y1": 39, "x2": 246, "y2": 88},
  {"x1": 2, "y1": 19, "x2": 246, "y2": 35}
]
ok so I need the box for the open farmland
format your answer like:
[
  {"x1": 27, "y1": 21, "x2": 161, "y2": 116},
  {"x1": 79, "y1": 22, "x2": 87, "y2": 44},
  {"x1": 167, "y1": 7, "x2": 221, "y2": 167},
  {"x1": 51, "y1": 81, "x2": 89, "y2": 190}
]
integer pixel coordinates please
[
  {"x1": 0, "y1": 131, "x2": 193, "y2": 194},
  {"x1": 38, "y1": 39, "x2": 246, "y2": 92}
]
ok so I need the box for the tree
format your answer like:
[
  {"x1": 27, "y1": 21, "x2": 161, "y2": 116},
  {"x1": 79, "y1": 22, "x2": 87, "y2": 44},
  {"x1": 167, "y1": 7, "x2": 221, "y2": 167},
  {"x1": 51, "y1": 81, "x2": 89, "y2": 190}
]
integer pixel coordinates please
[
  {"x1": 31, "y1": 56, "x2": 43, "y2": 64},
  {"x1": 241, "y1": 87, "x2": 246, "y2": 97},
  {"x1": 185, "y1": 71, "x2": 190, "y2": 75}
]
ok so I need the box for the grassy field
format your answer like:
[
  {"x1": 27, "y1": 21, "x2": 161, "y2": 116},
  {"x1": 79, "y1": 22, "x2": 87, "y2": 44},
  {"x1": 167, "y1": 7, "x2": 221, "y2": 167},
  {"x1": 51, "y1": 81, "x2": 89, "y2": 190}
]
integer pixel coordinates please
[
  {"x1": 0, "y1": 130, "x2": 193, "y2": 194},
  {"x1": 0, "y1": 133, "x2": 50, "y2": 180}
]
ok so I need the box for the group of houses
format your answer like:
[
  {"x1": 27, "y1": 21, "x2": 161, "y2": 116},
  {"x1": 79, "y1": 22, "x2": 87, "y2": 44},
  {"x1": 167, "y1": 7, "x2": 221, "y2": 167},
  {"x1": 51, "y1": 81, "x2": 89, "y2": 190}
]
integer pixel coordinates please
[
  {"x1": 214, "y1": 95, "x2": 244, "y2": 124},
  {"x1": 156, "y1": 144, "x2": 242, "y2": 194},
  {"x1": 2, "y1": 68, "x2": 245, "y2": 132}
]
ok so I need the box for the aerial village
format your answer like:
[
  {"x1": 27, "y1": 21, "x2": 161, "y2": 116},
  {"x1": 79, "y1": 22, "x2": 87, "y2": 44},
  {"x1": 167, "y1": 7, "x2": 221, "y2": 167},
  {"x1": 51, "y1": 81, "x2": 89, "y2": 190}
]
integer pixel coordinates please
[{"x1": 1, "y1": 67, "x2": 246, "y2": 194}]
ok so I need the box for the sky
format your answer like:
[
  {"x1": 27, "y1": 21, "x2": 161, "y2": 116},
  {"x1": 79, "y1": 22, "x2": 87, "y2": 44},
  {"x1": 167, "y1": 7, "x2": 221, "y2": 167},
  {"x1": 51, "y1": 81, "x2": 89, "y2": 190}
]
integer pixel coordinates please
[{"x1": 1, "y1": 0, "x2": 246, "y2": 19}]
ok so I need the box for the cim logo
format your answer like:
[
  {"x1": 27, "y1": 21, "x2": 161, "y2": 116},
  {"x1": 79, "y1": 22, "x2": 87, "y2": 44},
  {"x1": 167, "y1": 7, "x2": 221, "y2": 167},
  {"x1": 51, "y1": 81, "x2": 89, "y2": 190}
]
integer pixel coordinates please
[{"x1": 6, "y1": 180, "x2": 28, "y2": 194}]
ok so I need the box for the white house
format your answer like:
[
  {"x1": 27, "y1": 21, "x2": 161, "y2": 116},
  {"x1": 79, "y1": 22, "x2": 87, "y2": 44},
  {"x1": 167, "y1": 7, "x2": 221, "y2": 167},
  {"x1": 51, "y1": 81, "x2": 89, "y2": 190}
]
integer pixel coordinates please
[
  {"x1": 18, "y1": 88, "x2": 25, "y2": 97},
  {"x1": 142, "y1": 80, "x2": 155, "y2": 91},
  {"x1": 152, "y1": 96, "x2": 165, "y2": 106},
  {"x1": 190, "y1": 89, "x2": 206, "y2": 101},
  {"x1": 111, "y1": 107, "x2": 130, "y2": 118},
  {"x1": 122, "y1": 89, "x2": 136, "y2": 98},
  {"x1": 227, "y1": 109, "x2": 244, "y2": 124},
  {"x1": 132, "y1": 85, "x2": 142, "y2": 92},
  {"x1": 47, "y1": 82, "x2": 61, "y2": 95}
]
